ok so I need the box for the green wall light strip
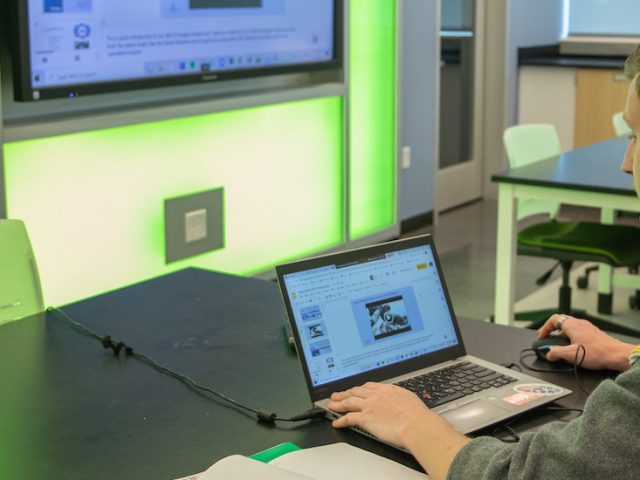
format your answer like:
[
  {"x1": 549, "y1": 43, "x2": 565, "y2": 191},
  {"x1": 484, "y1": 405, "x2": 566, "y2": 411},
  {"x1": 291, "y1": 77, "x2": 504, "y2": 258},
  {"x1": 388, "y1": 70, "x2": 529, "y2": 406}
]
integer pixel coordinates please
[
  {"x1": 348, "y1": 0, "x2": 398, "y2": 239},
  {"x1": 3, "y1": 97, "x2": 344, "y2": 306}
]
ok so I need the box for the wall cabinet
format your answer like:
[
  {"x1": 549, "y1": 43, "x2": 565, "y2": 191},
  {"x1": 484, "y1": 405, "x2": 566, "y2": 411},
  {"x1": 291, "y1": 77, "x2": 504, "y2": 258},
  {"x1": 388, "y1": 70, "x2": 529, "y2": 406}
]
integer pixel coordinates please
[
  {"x1": 518, "y1": 66, "x2": 628, "y2": 151},
  {"x1": 574, "y1": 68, "x2": 629, "y2": 148},
  {"x1": 518, "y1": 66, "x2": 577, "y2": 151}
]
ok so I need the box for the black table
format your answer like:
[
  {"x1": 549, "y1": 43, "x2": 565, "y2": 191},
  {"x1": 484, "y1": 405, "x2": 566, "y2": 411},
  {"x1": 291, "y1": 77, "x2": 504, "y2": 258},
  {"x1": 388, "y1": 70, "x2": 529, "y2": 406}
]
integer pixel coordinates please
[
  {"x1": 0, "y1": 268, "x2": 612, "y2": 479},
  {"x1": 491, "y1": 136, "x2": 639, "y2": 326}
]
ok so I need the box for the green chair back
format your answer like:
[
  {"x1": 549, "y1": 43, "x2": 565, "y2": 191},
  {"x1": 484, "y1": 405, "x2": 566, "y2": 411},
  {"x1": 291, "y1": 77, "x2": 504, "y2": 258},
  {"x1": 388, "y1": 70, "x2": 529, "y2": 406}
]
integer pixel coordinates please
[
  {"x1": 0, "y1": 220, "x2": 44, "y2": 324},
  {"x1": 503, "y1": 124, "x2": 562, "y2": 220},
  {"x1": 612, "y1": 111, "x2": 632, "y2": 137}
]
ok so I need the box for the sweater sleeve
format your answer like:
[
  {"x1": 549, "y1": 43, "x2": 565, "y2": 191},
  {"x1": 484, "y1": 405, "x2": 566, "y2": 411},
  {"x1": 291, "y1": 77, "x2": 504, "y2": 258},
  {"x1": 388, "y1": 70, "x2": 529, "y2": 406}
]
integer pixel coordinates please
[{"x1": 447, "y1": 364, "x2": 640, "y2": 479}]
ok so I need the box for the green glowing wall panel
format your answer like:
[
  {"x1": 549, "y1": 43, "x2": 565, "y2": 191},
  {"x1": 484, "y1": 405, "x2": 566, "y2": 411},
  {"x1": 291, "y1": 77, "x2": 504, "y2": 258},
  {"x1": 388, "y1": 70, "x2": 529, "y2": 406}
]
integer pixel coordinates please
[
  {"x1": 3, "y1": 97, "x2": 344, "y2": 306},
  {"x1": 349, "y1": 0, "x2": 397, "y2": 238}
]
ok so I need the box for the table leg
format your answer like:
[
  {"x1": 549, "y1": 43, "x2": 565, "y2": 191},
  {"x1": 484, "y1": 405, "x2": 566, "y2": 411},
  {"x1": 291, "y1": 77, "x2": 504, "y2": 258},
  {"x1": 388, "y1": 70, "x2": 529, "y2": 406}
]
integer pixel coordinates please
[
  {"x1": 494, "y1": 183, "x2": 517, "y2": 326},
  {"x1": 598, "y1": 208, "x2": 614, "y2": 313}
]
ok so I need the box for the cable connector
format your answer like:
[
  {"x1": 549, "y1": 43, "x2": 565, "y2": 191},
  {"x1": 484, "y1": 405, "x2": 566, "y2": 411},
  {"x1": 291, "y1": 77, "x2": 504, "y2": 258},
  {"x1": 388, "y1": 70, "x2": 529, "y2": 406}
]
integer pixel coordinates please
[
  {"x1": 288, "y1": 407, "x2": 326, "y2": 422},
  {"x1": 101, "y1": 335, "x2": 134, "y2": 357},
  {"x1": 256, "y1": 409, "x2": 277, "y2": 424}
]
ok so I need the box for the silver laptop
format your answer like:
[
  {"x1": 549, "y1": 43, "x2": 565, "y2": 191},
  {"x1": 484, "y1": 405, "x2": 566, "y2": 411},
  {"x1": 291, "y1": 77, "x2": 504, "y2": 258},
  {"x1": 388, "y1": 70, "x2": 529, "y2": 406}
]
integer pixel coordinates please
[{"x1": 276, "y1": 234, "x2": 570, "y2": 443}]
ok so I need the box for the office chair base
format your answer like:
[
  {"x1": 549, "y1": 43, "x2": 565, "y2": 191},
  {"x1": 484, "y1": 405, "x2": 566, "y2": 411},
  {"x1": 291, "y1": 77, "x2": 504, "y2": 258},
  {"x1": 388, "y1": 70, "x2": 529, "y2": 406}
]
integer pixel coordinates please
[
  {"x1": 630, "y1": 291, "x2": 640, "y2": 310},
  {"x1": 598, "y1": 293, "x2": 613, "y2": 315},
  {"x1": 513, "y1": 308, "x2": 560, "y2": 324}
]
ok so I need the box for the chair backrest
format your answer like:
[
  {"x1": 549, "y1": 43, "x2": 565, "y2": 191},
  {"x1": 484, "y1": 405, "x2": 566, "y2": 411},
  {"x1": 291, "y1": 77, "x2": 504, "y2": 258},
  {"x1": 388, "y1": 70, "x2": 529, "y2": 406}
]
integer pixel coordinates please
[
  {"x1": 612, "y1": 111, "x2": 632, "y2": 137},
  {"x1": 503, "y1": 124, "x2": 562, "y2": 169},
  {"x1": 503, "y1": 124, "x2": 562, "y2": 220},
  {"x1": 0, "y1": 220, "x2": 44, "y2": 324}
]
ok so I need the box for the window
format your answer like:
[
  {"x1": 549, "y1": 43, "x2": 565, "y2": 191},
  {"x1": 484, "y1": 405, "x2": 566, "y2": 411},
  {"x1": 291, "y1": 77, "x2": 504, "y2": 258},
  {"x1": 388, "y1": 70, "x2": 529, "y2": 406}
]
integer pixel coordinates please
[{"x1": 568, "y1": 0, "x2": 640, "y2": 37}]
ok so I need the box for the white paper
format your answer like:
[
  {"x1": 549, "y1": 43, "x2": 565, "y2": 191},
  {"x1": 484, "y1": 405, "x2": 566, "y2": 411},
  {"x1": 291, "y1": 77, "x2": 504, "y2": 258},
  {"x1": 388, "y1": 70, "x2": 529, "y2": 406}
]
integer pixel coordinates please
[
  {"x1": 177, "y1": 455, "x2": 315, "y2": 480},
  {"x1": 176, "y1": 443, "x2": 430, "y2": 480},
  {"x1": 270, "y1": 443, "x2": 430, "y2": 480}
]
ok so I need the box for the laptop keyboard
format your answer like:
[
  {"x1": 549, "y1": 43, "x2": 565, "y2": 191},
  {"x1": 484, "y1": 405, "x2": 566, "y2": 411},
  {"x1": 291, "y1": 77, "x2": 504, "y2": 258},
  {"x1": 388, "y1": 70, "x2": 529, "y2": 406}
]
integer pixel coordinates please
[{"x1": 395, "y1": 361, "x2": 518, "y2": 409}]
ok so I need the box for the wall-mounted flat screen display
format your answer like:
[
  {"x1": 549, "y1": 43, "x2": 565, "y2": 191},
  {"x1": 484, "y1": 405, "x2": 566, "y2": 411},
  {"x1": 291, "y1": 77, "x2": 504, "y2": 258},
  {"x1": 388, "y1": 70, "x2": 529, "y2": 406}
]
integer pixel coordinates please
[{"x1": 14, "y1": 0, "x2": 342, "y2": 101}]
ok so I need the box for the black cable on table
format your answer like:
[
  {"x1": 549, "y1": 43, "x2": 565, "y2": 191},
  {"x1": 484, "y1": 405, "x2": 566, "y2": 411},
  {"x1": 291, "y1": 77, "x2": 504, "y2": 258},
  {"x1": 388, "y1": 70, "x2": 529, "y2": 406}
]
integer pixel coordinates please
[{"x1": 48, "y1": 307, "x2": 325, "y2": 424}]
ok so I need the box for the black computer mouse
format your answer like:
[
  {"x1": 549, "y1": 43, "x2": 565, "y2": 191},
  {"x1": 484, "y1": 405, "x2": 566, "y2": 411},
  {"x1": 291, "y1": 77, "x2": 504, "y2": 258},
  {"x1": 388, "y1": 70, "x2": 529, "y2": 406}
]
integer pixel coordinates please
[{"x1": 532, "y1": 335, "x2": 571, "y2": 361}]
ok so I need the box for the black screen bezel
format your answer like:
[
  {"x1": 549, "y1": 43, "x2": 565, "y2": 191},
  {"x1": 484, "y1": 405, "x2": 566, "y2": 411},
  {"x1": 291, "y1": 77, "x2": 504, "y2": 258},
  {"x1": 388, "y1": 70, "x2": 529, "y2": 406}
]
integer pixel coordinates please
[
  {"x1": 276, "y1": 234, "x2": 468, "y2": 403},
  {"x1": 13, "y1": 0, "x2": 344, "y2": 102}
]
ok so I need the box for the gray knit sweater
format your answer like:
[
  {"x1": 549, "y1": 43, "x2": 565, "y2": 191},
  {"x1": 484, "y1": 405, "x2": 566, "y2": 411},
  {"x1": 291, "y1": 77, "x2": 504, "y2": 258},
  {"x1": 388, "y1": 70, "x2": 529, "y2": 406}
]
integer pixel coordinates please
[{"x1": 447, "y1": 362, "x2": 640, "y2": 479}]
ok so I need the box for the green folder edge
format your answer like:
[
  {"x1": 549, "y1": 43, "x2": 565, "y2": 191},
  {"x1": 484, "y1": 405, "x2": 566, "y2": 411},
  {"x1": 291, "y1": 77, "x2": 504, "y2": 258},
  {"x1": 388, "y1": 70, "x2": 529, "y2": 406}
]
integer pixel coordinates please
[{"x1": 249, "y1": 442, "x2": 302, "y2": 463}]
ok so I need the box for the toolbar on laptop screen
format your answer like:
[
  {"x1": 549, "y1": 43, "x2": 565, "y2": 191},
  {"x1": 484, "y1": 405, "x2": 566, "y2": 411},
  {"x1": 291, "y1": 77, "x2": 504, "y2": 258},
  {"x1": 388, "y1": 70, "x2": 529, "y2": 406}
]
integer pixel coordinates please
[{"x1": 282, "y1": 244, "x2": 460, "y2": 387}]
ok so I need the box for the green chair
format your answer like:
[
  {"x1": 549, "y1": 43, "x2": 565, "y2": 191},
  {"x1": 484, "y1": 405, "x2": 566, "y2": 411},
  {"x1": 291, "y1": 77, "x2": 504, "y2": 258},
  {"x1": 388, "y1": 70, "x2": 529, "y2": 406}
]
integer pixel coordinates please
[
  {"x1": 503, "y1": 124, "x2": 561, "y2": 221},
  {"x1": 613, "y1": 111, "x2": 632, "y2": 138},
  {"x1": 577, "y1": 113, "x2": 633, "y2": 294},
  {"x1": 503, "y1": 125, "x2": 640, "y2": 336},
  {"x1": 0, "y1": 219, "x2": 44, "y2": 324}
]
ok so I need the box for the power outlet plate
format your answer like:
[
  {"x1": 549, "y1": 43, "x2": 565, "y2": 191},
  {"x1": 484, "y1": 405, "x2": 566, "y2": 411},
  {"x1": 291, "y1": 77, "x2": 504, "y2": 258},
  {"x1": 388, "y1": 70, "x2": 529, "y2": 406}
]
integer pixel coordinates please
[
  {"x1": 401, "y1": 146, "x2": 412, "y2": 170},
  {"x1": 185, "y1": 208, "x2": 208, "y2": 244},
  {"x1": 164, "y1": 188, "x2": 224, "y2": 264}
]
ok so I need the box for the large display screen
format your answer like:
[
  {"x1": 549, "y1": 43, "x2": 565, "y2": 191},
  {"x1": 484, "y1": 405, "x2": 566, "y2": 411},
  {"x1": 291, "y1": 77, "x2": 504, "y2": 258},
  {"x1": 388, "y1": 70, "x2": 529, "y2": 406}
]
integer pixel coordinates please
[{"x1": 14, "y1": 0, "x2": 342, "y2": 101}]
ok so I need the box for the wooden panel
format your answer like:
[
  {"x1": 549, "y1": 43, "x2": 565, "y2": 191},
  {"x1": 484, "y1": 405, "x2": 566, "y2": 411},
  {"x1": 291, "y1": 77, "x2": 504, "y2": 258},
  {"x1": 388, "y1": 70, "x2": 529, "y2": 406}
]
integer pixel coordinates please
[{"x1": 575, "y1": 68, "x2": 630, "y2": 148}]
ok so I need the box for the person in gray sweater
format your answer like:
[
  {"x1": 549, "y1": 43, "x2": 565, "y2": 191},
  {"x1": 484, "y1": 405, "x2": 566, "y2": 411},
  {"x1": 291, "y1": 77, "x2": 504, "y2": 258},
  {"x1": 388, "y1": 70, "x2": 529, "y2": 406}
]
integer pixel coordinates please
[{"x1": 328, "y1": 45, "x2": 640, "y2": 480}]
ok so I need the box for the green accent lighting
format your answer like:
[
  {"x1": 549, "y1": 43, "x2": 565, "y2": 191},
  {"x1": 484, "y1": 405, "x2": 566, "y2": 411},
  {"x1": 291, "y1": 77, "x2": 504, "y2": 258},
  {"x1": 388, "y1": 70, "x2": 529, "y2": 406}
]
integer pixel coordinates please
[
  {"x1": 349, "y1": 0, "x2": 397, "y2": 239},
  {"x1": 3, "y1": 97, "x2": 344, "y2": 306}
]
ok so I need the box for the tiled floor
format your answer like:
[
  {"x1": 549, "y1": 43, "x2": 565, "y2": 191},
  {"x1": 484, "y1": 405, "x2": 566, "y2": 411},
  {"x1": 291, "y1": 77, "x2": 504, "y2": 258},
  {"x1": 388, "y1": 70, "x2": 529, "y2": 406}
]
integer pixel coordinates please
[{"x1": 404, "y1": 199, "x2": 640, "y2": 335}]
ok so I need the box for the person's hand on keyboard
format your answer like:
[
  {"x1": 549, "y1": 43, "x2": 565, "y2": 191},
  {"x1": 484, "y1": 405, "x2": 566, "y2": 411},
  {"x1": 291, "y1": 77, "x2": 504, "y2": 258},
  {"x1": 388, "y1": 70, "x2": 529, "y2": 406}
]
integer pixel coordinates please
[{"x1": 329, "y1": 382, "x2": 469, "y2": 480}]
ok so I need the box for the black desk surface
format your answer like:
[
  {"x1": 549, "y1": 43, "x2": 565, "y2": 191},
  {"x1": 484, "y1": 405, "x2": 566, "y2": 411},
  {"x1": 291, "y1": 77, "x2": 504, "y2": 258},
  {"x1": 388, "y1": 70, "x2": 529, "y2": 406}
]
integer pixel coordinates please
[
  {"x1": 0, "y1": 269, "x2": 613, "y2": 479},
  {"x1": 492, "y1": 136, "x2": 634, "y2": 196}
]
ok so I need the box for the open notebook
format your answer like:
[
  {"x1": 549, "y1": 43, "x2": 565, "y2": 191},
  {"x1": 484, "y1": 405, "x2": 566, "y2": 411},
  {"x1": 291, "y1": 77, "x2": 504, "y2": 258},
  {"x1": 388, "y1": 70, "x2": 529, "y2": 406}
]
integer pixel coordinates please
[{"x1": 175, "y1": 443, "x2": 429, "y2": 480}]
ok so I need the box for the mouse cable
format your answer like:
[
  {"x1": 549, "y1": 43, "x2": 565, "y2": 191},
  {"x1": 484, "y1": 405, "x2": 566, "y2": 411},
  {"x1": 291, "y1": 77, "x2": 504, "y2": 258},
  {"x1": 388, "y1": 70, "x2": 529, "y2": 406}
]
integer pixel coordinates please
[
  {"x1": 492, "y1": 423, "x2": 520, "y2": 443},
  {"x1": 491, "y1": 406, "x2": 584, "y2": 443},
  {"x1": 541, "y1": 406, "x2": 584, "y2": 417},
  {"x1": 519, "y1": 345, "x2": 589, "y2": 395},
  {"x1": 500, "y1": 362, "x2": 522, "y2": 372},
  {"x1": 47, "y1": 307, "x2": 326, "y2": 424}
]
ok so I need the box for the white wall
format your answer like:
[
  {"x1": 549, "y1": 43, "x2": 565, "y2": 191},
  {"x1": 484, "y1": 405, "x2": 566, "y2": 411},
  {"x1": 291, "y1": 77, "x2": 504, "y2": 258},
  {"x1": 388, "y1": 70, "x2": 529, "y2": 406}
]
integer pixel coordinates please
[
  {"x1": 399, "y1": 0, "x2": 440, "y2": 220},
  {"x1": 506, "y1": 0, "x2": 565, "y2": 126},
  {"x1": 482, "y1": 0, "x2": 565, "y2": 198}
]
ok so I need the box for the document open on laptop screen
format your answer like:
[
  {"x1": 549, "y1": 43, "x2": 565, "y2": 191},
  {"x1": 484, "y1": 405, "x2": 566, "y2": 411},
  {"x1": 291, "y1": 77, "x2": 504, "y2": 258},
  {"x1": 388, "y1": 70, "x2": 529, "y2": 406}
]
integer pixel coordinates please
[{"x1": 282, "y1": 244, "x2": 460, "y2": 387}]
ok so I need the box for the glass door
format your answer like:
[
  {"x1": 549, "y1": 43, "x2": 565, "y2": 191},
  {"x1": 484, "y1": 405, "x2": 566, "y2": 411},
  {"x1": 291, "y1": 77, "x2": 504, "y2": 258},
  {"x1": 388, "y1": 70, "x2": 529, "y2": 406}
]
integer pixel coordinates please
[{"x1": 436, "y1": 0, "x2": 483, "y2": 212}]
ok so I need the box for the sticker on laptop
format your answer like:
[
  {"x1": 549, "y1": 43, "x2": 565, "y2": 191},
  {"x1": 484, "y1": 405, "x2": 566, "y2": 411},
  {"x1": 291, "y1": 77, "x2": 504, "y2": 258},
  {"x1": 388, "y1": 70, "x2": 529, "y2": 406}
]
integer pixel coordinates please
[
  {"x1": 513, "y1": 383, "x2": 563, "y2": 396},
  {"x1": 502, "y1": 391, "x2": 543, "y2": 406}
]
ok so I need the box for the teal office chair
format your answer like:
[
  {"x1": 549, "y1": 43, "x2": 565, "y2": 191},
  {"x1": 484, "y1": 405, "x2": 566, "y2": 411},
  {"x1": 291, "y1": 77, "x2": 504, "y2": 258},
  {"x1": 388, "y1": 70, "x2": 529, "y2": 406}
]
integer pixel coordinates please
[
  {"x1": 0, "y1": 219, "x2": 44, "y2": 324},
  {"x1": 503, "y1": 125, "x2": 640, "y2": 336},
  {"x1": 613, "y1": 111, "x2": 632, "y2": 138}
]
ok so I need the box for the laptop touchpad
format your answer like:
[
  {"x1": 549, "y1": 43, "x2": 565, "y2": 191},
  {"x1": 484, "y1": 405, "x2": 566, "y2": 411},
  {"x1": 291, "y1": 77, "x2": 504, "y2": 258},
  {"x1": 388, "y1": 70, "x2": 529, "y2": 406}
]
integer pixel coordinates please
[{"x1": 440, "y1": 399, "x2": 510, "y2": 433}]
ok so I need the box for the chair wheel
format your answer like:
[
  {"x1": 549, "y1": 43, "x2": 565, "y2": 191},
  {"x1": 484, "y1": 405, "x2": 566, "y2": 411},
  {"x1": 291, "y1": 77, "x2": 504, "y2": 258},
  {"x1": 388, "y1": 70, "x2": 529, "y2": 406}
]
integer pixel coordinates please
[
  {"x1": 629, "y1": 294, "x2": 640, "y2": 310},
  {"x1": 577, "y1": 276, "x2": 589, "y2": 289}
]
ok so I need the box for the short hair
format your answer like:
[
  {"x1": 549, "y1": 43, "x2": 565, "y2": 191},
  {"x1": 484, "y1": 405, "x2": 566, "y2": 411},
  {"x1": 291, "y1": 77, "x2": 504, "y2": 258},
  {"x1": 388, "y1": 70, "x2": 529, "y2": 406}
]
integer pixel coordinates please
[{"x1": 624, "y1": 44, "x2": 640, "y2": 97}]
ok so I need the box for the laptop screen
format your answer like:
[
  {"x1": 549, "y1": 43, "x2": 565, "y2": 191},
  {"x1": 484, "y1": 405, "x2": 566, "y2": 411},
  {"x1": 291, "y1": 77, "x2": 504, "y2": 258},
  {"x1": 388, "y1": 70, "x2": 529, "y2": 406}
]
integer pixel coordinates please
[{"x1": 278, "y1": 236, "x2": 463, "y2": 392}]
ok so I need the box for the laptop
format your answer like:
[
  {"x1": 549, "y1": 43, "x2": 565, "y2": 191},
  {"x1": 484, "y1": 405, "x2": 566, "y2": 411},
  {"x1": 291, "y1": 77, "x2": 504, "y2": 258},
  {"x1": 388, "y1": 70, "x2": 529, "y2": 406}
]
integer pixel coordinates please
[{"x1": 275, "y1": 234, "x2": 571, "y2": 444}]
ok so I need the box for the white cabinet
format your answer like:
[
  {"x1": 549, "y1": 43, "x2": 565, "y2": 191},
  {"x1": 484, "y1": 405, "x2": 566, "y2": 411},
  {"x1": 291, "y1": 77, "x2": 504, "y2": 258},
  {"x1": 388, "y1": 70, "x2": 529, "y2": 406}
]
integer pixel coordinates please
[{"x1": 518, "y1": 66, "x2": 577, "y2": 151}]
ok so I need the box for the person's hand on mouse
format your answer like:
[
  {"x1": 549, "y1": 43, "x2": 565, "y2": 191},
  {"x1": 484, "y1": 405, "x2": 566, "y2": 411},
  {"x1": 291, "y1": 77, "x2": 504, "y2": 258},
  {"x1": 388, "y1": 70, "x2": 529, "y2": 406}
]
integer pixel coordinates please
[{"x1": 538, "y1": 313, "x2": 635, "y2": 372}]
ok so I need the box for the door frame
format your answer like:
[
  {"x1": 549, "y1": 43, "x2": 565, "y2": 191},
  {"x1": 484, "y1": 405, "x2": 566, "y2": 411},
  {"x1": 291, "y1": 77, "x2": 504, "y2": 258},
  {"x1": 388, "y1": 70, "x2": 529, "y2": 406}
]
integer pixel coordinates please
[{"x1": 435, "y1": 0, "x2": 485, "y2": 213}]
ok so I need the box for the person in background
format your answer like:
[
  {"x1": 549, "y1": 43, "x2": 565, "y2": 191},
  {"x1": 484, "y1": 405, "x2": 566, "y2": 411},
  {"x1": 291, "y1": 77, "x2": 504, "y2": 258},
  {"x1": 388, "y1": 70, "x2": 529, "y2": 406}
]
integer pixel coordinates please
[{"x1": 328, "y1": 44, "x2": 640, "y2": 480}]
